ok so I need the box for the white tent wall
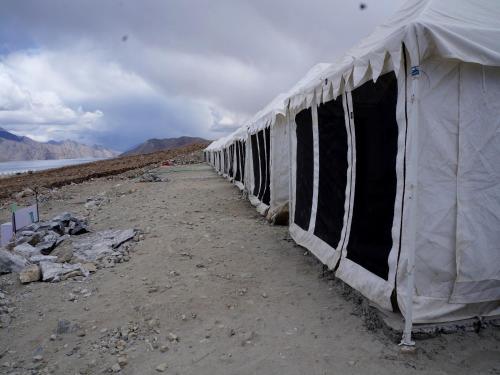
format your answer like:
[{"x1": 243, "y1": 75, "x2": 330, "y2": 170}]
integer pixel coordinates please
[
  {"x1": 269, "y1": 115, "x2": 290, "y2": 213},
  {"x1": 395, "y1": 58, "x2": 500, "y2": 324}
]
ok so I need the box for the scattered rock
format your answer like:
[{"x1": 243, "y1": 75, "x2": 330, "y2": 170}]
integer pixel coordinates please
[
  {"x1": 0, "y1": 249, "x2": 29, "y2": 274},
  {"x1": 19, "y1": 264, "x2": 41, "y2": 284},
  {"x1": 51, "y1": 241, "x2": 74, "y2": 263},
  {"x1": 240, "y1": 331, "x2": 256, "y2": 346},
  {"x1": 72, "y1": 229, "x2": 136, "y2": 262},
  {"x1": 167, "y1": 332, "x2": 179, "y2": 342},
  {"x1": 13, "y1": 243, "x2": 40, "y2": 258},
  {"x1": 155, "y1": 363, "x2": 168, "y2": 372},
  {"x1": 83, "y1": 262, "x2": 97, "y2": 273},
  {"x1": 117, "y1": 356, "x2": 128, "y2": 367},
  {"x1": 40, "y1": 261, "x2": 89, "y2": 282},
  {"x1": 29, "y1": 255, "x2": 58, "y2": 264},
  {"x1": 139, "y1": 172, "x2": 163, "y2": 182},
  {"x1": 84, "y1": 196, "x2": 109, "y2": 210},
  {"x1": 111, "y1": 363, "x2": 121, "y2": 372}
]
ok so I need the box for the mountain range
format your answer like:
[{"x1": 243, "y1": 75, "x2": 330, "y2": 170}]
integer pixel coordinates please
[
  {"x1": 121, "y1": 136, "x2": 209, "y2": 156},
  {"x1": 0, "y1": 128, "x2": 119, "y2": 162}
]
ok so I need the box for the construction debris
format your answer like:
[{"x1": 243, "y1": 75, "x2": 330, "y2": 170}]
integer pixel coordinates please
[
  {"x1": 0, "y1": 212, "x2": 139, "y2": 284},
  {"x1": 72, "y1": 229, "x2": 137, "y2": 262},
  {"x1": 39, "y1": 262, "x2": 89, "y2": 282}
]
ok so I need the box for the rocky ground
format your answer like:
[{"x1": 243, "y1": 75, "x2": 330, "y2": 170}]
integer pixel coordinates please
[{"x1": 0, "y1": 163, "x2": 499, "y2": 375}]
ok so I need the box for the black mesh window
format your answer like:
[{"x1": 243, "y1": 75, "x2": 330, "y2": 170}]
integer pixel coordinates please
[
  {"x1": 294, "y1": 108, "x2": 314, "y2": 231},
  {"x1": 257, "y1": 130, "x2": 267, "y2": 200},
  {"x1": 241, "y1": 141, "x2": 246, "y2": 181},
  {"x1": 251, "y1": 134, "x2": 260, "y2": 196},
  {"x1": 346, "y1": 71, "x2": 399, "y2": 281},
  {"x1": 228, "y1": 145, "x2": 234, "y2": 178},
  {"x1": 263, "y1": 127, "x2": 271, "y2": 205},
  {"x1": 235, "y1": 142, "x2": 241, "y2": 182},
  {"x1": 313, "y1": 97, "x2": 348, "y2": 249}
]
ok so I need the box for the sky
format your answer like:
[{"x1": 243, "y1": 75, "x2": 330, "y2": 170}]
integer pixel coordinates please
[{"x1": 0, "y1": 0, "x2": 403, "y2": 151}]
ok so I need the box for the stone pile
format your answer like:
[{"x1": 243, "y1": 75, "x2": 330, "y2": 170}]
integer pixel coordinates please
[
  {"x1": 139, "y1": 172, "x2": 164, "y2": 183},
  {"x1": 0, "y1": 212, "x2": 139, "y2": 284}
]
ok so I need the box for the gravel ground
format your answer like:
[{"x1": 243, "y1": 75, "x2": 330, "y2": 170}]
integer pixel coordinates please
[{"x1": 0, "y1": 163, "x2": 499, "y2": 375}]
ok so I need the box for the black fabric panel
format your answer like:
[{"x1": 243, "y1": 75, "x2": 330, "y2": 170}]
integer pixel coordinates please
[
  {"x1": 225, "y1": 149, "x2": 229, "y2": 175},
  {"x1": 314, "y1": 97, "x2": 348, "y2": 249},
  {"x1": 239, "y1": 141, "x2": 244, "y2": 181},
  {"x1": 263, "y1": 127, "x2": 271, "y2": 205},
  {"x1": 235, "y1": 142, "x2": 241, "y2": 182},
  {"x1": 230, "y1": 145, "x2": 235, "y2": 177},
  {"x1": 228, "y1": 145, "x2": 234, "y2": 178},
  {"x1": 223, "y1": 149, "x2": 227, "y2": 174},
  {"x1": 294, "y1": 108, "x2": 314, "y2": 231},
  {"x1": 251, "y1": 134, "x2": 260, "y2": 196},
  {"x1": 257, "y1": 130, "x2": 267, "y2": 200},
  {"x1": 346, "y1": 72, "x2": 399, "y2": 281},
  {"x1": 241, "y1": 142, "x2": 247, "y2": 182}
]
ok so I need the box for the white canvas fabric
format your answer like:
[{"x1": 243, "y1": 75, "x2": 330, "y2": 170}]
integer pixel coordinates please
[
  {"x1": 270, "y1": 116, "x2": 290, "y2": 210},
  {"x1": 288, "y1": 0, "x2": 500, "y2": 113}
]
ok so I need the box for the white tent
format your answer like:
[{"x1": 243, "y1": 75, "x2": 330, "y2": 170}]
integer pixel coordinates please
[
  {"x1": 285, "y1": 0, "x2": 500, "y2": 343},
  {"x1": 244, "y1": 64, "x2": 332, "y2": 218}
]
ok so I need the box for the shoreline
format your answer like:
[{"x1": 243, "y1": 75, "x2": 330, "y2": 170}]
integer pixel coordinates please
[{"x1": 0, "y1": 143, "x2": 208, "y2": 200}]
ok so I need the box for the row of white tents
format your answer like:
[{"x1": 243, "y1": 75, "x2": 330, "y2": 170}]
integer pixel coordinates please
[{"x1": 204, "y1": 0, "x2": 500, "y2": 344}]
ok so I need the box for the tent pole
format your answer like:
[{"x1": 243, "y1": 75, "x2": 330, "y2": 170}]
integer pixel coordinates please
[{"x1": 400, "y1": 64, "x2": 421, "y2": 348}]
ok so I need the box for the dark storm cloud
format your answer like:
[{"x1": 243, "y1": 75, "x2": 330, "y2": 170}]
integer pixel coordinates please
[{"x1": 0, "y1": 0, "x2": 403, "y2": 150}]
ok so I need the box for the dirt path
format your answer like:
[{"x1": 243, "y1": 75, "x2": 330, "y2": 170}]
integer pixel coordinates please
[{"x1": 0, "y1": 164, "x2": 499, "y2": 375}]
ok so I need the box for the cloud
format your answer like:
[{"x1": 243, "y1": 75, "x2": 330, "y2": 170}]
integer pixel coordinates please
[
  {"x1": 0, "y1": 0, "x2": 404, "y2": 150},
  {"x1": 0, "y1": 63, "x2": 103, "y2": 142}
]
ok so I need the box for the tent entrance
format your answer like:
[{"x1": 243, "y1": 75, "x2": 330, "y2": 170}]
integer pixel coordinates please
[
  {"x1": 294, "y1": 108, "x2": 314, "y2": 231},
  {"x1": 251, "y1": 134, "x2": 260, "y2": 196},
  {"x1": 345, "y1": 71, "x2": 399, "y2": 281}
]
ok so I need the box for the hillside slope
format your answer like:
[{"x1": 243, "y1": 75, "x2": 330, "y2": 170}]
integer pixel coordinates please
[
  {"x1": 0, "y1": 128, "x2": 119, "y2": 162},
  {"x1": 122, "y1": 136, "x2": 209, "y2": 156}
]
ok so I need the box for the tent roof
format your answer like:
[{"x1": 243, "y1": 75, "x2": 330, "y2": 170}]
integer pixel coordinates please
[
  {"x1": 288, "y1": 0, "x2": 500, "y2": 111},
  {"x1": 247, "y1": 63, "x2": 331, "y2": 134}
]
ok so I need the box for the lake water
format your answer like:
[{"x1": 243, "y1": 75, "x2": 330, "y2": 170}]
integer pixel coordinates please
[{"x1": 0, "y1": 158, "x2": 105, "y2": 176}]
